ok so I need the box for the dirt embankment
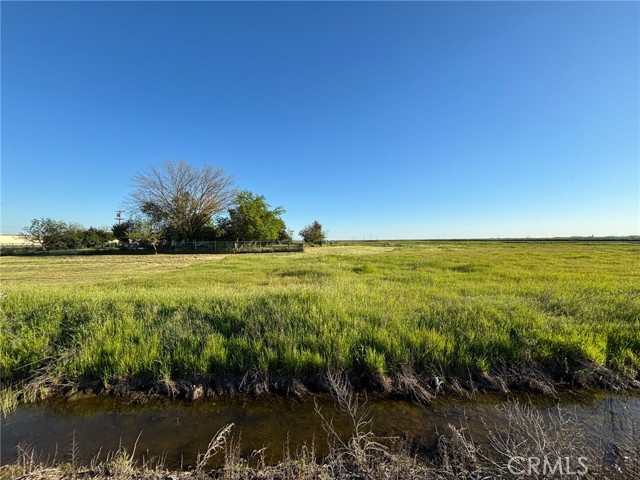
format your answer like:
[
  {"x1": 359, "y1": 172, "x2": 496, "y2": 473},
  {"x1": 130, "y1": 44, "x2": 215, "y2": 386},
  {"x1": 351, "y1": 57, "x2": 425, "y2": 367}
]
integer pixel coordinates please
[{"x1": 10, "y1": 359, "x2": 637, "y2": 410}]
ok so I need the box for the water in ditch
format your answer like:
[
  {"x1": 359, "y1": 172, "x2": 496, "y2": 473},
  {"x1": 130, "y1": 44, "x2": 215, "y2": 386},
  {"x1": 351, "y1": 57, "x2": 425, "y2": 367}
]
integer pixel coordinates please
[{"x1": 2, "y1": 391, "x2": 639, "y2": 470}]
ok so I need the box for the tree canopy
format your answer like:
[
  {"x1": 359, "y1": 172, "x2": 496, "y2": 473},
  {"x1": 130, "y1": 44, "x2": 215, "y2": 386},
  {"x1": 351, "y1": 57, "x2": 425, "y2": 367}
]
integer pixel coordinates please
[
  {"x1": 20, "y1": 218, "x2": 66, "y2": 251},
  {"x1": 21, "y1": 218, "x2": 113, "y2": 251},
  {"x1": 221, "y1": 191, "x2": 287, "y2": 241},
  {"x1": 21, "y1": 161, "x2": 304, "y2": 253},
  {"x1": 299, "y1": 221, "x2": 327, "y2": 245},
  {"x1": 112, "y1": 219, "x2": 137, "y2": 243},
  {"x1": 130, "y1": 219, "x2": 163, "y2": 253},
  {"x1": 130, "y1": 160, "x2": 236, "y2": 241}
]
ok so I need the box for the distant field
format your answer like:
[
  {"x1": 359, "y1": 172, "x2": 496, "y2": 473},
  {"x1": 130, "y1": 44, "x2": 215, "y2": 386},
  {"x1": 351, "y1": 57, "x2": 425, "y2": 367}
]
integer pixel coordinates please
[
  {"x1": 1, "y1": 242, "x2": 639, "y2": 401},
  {"x1": 0, "y1": 235, "x2": 34, "y2": 246}
]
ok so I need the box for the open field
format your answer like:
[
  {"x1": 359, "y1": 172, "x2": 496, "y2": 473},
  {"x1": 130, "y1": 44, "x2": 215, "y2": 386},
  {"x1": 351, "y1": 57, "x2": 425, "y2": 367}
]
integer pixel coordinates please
[{"x1": 1, "y1": 241, "x2": 639, "y2": 405}]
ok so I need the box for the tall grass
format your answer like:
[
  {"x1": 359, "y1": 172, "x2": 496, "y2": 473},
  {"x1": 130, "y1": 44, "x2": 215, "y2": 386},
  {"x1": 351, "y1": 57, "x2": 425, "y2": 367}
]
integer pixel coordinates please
[{"x1": 1, "y1": 242, "x2": 638, "y2": 397}]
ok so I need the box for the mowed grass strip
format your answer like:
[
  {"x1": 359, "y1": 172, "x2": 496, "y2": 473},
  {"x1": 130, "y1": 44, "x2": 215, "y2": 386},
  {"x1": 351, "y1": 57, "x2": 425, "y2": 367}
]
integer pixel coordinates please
[{"x1": 1, "y1": 242, "x2": 638, "y2": 388}]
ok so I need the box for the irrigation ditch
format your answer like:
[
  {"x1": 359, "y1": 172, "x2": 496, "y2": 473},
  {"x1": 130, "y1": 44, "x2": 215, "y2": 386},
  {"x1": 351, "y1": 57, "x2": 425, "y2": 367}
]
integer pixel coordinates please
[{"x1": 2, "y1": 375, "x2": 640, "y2": 479}]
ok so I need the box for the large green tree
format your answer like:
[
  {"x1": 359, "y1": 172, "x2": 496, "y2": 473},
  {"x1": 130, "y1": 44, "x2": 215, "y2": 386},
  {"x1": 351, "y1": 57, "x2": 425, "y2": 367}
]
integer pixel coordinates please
[
  {"x1": 130, "y1": 160, "x2": 236, "y2": 240},
  {"x1": 222, "y1": 191, "x2": 287, "y2": 241}
]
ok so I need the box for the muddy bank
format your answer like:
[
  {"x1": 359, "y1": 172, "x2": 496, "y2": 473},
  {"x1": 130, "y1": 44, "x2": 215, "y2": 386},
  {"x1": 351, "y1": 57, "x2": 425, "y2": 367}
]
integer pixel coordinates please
[{"x1": 10, "y1": 359, "x2": 639, "y2": 411}]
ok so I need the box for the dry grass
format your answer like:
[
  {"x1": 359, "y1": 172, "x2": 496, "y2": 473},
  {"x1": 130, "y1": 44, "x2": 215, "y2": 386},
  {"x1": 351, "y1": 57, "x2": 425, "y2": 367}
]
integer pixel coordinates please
[{"x1": 0, "y1": 253, "x2": 228, "y2": 287}]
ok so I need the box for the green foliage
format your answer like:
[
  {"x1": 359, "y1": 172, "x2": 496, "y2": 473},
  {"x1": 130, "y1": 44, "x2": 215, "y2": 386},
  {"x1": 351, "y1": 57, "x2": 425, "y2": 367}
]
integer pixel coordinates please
[
  {"x1": 353, "y1": 263, "x2": 376, "y2": 274},
  {"x1": 81, "y1": 227, "x2": 114, "y2": 247},
  {"x1": 1, "y1": 242, "x2": 638, "y2": 390},
  {"x1": 20, "y1": 218, "x2": 67, "y2": 251},
  {"x1": 112, "y1": 218, "x2": 163, "y2": 251},
  {"x1": 220, "y1": 191, "x2": 287, "y2": 241},
  {"x1": 130, "y1": 219, "x2": 164, "y2": 252},
  {"x1": 299, "y1": 220, "x2": 327, "y2": 245},
  {"x1": 278, "y1": 227, "x2": 294, "y2": 243},
  {"x1": 21, "y1": 218, "x2": 114, "y2": 251},
  {"x1": 112, "y1": 220, "x2": 136, "y2": 242}
]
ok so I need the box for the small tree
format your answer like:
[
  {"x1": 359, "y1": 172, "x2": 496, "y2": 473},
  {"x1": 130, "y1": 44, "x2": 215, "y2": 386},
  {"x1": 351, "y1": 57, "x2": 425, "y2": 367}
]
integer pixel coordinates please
[
  {"x1": 222, "y1": 191, "x2": 287, "y2": 241},
  {"x1": 299, "y1": 221, "x2": 327, "y2": 245},
  {"x1": 20, "y1": 218, "x2": 67, "y2": 251},
  {"x1": 130, "y1": 219, "x2": 163, "y2": 253}
]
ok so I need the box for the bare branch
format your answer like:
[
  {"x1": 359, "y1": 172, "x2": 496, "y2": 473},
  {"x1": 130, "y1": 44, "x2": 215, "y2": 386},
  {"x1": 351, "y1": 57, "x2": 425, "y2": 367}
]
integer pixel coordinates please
[{"x1": 129, "y1": 160, "x2": 236, "y2": 240}]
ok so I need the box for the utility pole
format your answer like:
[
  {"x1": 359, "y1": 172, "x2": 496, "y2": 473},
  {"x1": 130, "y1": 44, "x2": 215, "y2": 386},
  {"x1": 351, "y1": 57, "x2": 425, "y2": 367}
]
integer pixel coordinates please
[{"x1": 115, "y1": 211, "x2": 123, "y2": 224}]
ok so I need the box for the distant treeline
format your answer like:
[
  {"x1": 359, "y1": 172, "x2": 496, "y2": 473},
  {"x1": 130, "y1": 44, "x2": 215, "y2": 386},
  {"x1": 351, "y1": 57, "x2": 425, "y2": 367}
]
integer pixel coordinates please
[{"x1": 15, "y1": 160, "x2": 327, "y2": 253}]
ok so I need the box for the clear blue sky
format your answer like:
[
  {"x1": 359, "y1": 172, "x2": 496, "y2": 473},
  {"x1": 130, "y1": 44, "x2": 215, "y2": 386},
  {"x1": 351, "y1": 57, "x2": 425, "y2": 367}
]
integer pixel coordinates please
[{"x1": 2, "y1": 1, "x2": 638, "y2": 239}]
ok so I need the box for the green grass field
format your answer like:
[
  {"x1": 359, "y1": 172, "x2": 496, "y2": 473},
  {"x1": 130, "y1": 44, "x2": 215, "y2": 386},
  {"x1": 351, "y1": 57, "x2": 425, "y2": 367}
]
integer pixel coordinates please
[{"x1": 1, "y1": 242, "x2": 639, "y2": 399}]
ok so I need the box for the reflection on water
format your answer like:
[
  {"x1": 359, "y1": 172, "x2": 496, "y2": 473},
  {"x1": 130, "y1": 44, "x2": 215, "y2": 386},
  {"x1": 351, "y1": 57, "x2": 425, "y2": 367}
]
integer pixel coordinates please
[{"x1": 2, "y1": 391, "x2": 639, "y2": 470}]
